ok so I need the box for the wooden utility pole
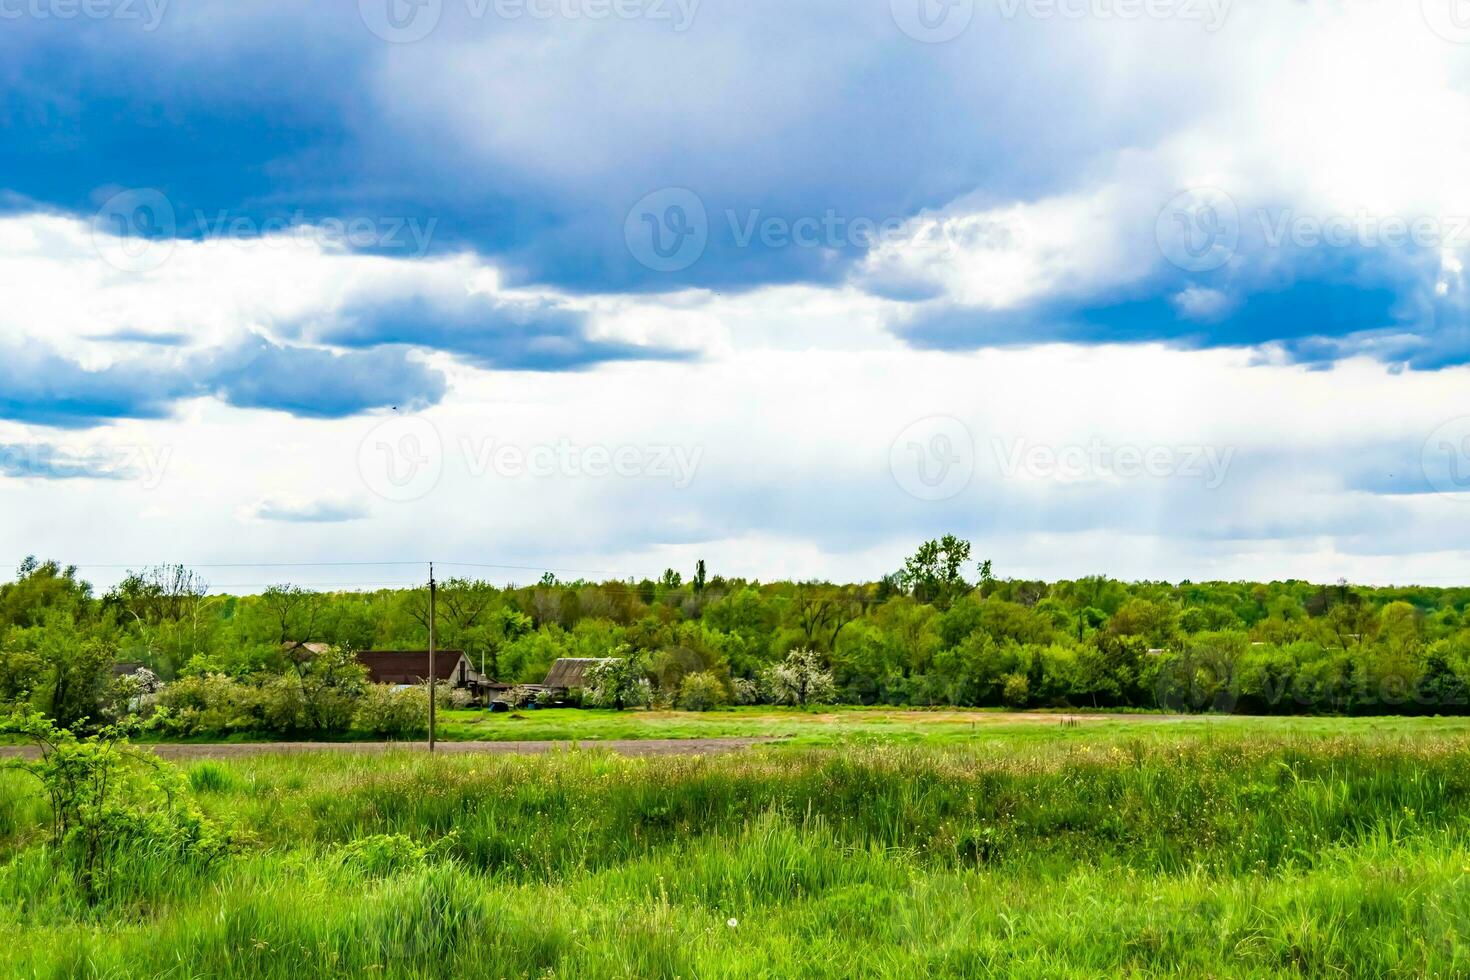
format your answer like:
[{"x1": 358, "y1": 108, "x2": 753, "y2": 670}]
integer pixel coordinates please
[{"x1": 428, "y1": 562, "x2": 437, "y2": 754}]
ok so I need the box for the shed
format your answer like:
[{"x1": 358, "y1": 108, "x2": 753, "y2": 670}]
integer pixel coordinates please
[{"x1": 542, "y1": 658, "x2": 614, "y2": 691}]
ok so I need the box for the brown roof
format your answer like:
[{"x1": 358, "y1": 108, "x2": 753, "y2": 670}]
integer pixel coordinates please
[
  {"x1": 357, "y1": 650, "x2": 466, "y2": 685},
  {"x1": 283, "y1": 642, "x2": 334, "y2": 656},
  {"x1": 542, "y1": 658, "x2": 614, "y2": 689}
]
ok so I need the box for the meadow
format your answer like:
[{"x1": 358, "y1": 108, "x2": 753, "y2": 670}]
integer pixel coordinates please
[
  {"x1": 4, "y1": 719, "x2": 1470, "y2": 977},
  {"x1": 426, "y1": 704, "x2": 1470, "y2": 747}
]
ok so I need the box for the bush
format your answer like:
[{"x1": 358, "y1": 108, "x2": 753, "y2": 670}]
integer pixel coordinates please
[
  {"x1": 430, "y1": 684, "x2": 474, "y2": 710},
  {"x1": 154, "y1": 674, "x2": 260, "y2": 736},
  {"x1": 732, "y1": 677, "x2": 762, "y2": 705},
  {"x1": 0, "y1": 711, "x2": 230, "y2": 903},
  {"x1": 501, "y1": 685, "x2": 539, "y2": 709},
  {"x1": 677, "y1": 672, "x2": 729, "y2": 711},
  {"x1": 354, "y1": 685, "x2": 430, "y2": 738}
]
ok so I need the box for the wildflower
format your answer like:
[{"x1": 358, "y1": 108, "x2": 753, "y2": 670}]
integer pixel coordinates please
[{"x1": 728, "y1": 918, "x2": 739, "y2": 928}]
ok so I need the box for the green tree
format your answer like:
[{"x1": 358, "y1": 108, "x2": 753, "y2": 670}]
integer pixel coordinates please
[
  {"x1": 900, "y1": 535, "x2": 972, "y2": 608},
  {"x1": 584, "y1": 647, "x2": 649, "y2": 710},
  {"x1": 762, "y1": 648, "x2": 836, "y2": 707}
]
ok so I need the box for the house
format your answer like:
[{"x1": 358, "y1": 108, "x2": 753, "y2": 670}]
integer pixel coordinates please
[
  {"x1": 356, "y1": 650, "x2": 483, "y2": 690},
  {"x1": 542, "y1": 658, "x2": 614, "y2": 693},
  {"x1": 282, "y1": 642, "x2": 334, "y2": 658}
]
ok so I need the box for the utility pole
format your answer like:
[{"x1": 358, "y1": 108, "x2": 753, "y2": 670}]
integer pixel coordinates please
[{"x1": 428, "y1": 562, "x2": 437, "y2": 754}]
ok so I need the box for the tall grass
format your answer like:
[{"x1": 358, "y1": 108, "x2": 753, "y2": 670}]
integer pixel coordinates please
[{"x1": 3, "y1": 731, "x2": 1470, "y2": 976}]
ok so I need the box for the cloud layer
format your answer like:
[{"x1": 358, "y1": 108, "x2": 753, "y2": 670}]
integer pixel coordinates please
[{"x1": 4, "y1": 2, "x2": 1470, "y2": 584}]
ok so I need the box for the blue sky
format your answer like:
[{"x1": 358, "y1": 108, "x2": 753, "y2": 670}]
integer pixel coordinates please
[{"x1": 4, "y1": 0, "x2": 1470, "y2": 588}]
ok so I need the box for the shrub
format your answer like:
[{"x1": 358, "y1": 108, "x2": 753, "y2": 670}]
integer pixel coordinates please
[
  {"x1": 282, "y1": 646, "x2": 366, "y2": 734},
  {"x1": 501, "y1": 685, "x2": 539, "y2": 709},
  {"x1": 154, "y1": 674, "x2": 260, "y2": 736},
  {"x1": 732, "y1": 677, "x2": 763, "y2": 705},
  {"x1": 354, "y1": 685, "x2": 430, "y2": 739},
  {"x1": 0, "y1": 711, "x2": 230, "y2": 903},
  {"x1": 1001, "y1": 672, "x2": 1030, "y2": 707},
  {"x1": 256, "y1": 675, "x2": 308, "y2": 733},
  {"x1": 677, "y1": 672, "x2": 729, "y2": 712},
  {"x1": 430, "y1": 684, "x2": 473, "y2": 710}
]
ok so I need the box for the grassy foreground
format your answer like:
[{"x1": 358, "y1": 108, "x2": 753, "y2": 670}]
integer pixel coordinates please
[{"x1": 5, "y1": 726, "x2": 1470, "y2": 976}]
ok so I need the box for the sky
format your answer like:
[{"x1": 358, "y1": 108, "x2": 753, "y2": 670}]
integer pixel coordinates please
[{"x1": 5, "y1": 0, "x2": 1470, "y2": 591}]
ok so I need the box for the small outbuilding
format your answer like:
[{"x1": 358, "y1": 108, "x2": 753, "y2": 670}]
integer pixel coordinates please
[{"x1": 542, "y1": 658, "x2": 614, "y2": 694}]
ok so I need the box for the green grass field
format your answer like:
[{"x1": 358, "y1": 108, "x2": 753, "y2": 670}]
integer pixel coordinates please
[
  {"x1": 429, "y1": 704, "x2": 1470, "y2": 747},
  {"x1": 412, "y1": 704, "x2": 1470, "y2": 747},
  {"x1": 6, "y1": 718, "x2": 1470, "y2": 976}
]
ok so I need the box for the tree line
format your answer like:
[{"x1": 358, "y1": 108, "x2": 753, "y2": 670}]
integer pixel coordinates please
[{"x1": 4, "y1": 538, "x2": 1470, "y2": 731}]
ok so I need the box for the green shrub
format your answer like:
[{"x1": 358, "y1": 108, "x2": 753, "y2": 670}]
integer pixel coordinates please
[
  {"x1": 0, "y1": 712, "x2": 230, "y2": 903},
  {"x1": 154, "y1": 674, "x2": 260, "y2": 736},
  {"x1": 354, "y1": 685, "x2": 429, "y2": 739},
  {"x1": 677, "y1": 672, "x2": 729, "y2": 712}
]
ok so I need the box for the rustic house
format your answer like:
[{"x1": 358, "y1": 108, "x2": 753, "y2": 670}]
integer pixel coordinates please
[{"x1": 356, "y1": 650, "x2": 483, "y2": 690}]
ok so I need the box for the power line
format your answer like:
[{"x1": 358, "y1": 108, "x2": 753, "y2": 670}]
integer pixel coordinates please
[{"x1": 56, "y1": 559, "x2": 610, "y2": 575}]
